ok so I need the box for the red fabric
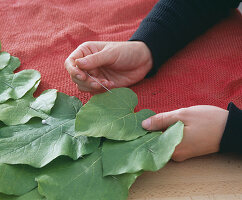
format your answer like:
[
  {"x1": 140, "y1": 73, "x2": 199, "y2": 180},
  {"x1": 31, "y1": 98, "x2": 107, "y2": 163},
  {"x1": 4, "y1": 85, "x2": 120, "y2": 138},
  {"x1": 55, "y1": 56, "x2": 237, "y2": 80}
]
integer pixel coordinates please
[{"x1": 0, "y1": 0, "x2": 241, "y2": 113}]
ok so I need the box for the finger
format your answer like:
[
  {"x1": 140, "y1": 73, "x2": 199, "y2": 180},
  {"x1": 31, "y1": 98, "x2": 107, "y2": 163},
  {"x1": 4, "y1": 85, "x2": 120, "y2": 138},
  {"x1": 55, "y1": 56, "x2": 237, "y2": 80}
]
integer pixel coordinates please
[
  {"x1": 142, "y1": 109, "x2": 183, "y2": 131},
  {"x1": 75, "y1": 78, "x2": 101, "y2": 92},
  {"x1": 65, "y1": 57, "x2": 87, "y2": 81},
  {"x1": 65, "y1": 41, "x2": 108, "y2": 76},
  {"x1": 76, "y1": 84, "x2": 93, "y2": 92},
  {"x1": 74, "y1": 75, "x2": 113, "y2": 93},
  {"x1": 76, "y1": 67, "x2": 114, "y2": 91},
  {"x1": 72, "y1": 75, "x2": 97, "y2": 89},
  {"x1": 76, "y1": 81, "x2": 108, "y2": 93},
  {"x1": 75, "y1": 49, "x2": 117, "y2": 71},
  {"x1": 90, "y1": 79, "x2": 114, "y2": 89},
  {"x1": 65, "y1": 42, "x2": 99, "y2": 81},
  {"x1": 70, "y1": 41, "x2": 107, "y2": 60}
]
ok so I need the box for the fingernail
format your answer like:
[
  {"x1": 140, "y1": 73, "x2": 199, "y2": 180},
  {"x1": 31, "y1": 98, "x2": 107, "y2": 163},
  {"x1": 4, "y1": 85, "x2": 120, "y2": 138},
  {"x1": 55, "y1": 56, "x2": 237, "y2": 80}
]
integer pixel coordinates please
[
  {"x1": 76, "y1": 75, "x2": 83, "y2": 80},
  {"x1": 142, "y1": 118, "x2": 151, "y2": 129},
  {"x1": 78, "y1": 58, "x2": 87, "y2": 65}
]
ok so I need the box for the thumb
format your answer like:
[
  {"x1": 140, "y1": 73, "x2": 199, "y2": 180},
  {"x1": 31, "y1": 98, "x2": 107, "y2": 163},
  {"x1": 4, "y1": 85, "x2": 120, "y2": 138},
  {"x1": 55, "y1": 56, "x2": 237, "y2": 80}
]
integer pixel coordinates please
[
  {"x1": 142, "y1": 109, "x2": 181, "y2": 131},
  {"x1": 75, "y1": 49, "x2": 116, "y2": 71}
]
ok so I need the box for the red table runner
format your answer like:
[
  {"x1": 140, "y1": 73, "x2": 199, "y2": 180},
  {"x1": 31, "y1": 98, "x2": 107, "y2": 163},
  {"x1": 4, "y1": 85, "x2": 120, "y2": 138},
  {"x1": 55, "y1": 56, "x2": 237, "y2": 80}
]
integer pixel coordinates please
[{"x1": 1, "y1": 0, "x2": 241, "y2": 113}]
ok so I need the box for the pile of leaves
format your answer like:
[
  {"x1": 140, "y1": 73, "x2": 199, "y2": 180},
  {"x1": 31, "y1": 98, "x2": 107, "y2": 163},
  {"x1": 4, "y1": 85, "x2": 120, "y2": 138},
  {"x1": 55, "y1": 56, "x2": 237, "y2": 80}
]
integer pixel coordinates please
[{"x1": 0, "y1": 44, "x2": 184, "y2": 200}]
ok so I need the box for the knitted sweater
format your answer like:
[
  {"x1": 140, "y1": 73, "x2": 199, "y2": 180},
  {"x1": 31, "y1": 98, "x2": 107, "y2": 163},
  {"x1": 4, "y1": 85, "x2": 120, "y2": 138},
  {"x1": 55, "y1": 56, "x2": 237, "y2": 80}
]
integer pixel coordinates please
[{"x1": 130, "y1": 0, "x2": 242, "y2": 153}]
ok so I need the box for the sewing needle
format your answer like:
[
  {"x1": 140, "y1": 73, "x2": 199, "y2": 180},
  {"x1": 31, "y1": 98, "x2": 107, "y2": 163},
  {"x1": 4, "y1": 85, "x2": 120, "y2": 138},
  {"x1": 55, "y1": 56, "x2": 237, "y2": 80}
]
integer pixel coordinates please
[{"x1": 85, "y1": 72, "x2": 112, "y2": 93}]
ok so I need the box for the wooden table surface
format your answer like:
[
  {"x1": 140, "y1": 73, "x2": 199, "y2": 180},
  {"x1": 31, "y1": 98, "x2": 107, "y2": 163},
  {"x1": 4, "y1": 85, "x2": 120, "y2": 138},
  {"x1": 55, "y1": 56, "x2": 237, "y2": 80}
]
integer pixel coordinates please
[{"x1": 128, "y1": 153, "x2": 242, "y2": 200}]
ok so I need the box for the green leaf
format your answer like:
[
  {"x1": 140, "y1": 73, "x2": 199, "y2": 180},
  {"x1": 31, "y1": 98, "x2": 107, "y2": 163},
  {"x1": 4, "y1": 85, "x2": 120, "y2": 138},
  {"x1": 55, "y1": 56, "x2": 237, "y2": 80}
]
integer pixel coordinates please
[
  {"x1": 36, "y1": 149, "x2": 139, "y2": 200},
  {"x1": 18, "y1": 189, "x2": 45, "y2": 200},
  {"x1": 0, "y1": 93, "x2": 100, "y2": 167},
  {"x1": 1, "y1": 56, "x2": 20, "y2": 74},
  {"x1": 0, "y1": 56, "x2": 41, "y2": 103},
  {"x1": 102, "y1": 121, "x2": 184, "y2": 176},
  {"x1": 75, "y1": 88, "x2": 155, "y2": 141},
  {"x1": 0, "y1": 193, "x2": 13, "y2": 200},
  {"x1": 0, "y1": 189, "x2": 45, "y2": 200},
  {"x1": 0, "y1": 164, "x2": 38, "y2": 196},
  {"x1": 0, "y1": 52, "x2": 10, "y2": 70},
  {"x1": 0, "y1": 81, "x2": 57, "y2": 125}
]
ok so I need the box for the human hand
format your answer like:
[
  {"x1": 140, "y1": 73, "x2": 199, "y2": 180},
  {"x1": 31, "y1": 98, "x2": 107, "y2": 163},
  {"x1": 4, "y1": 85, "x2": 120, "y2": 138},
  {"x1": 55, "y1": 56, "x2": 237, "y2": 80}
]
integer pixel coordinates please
[
  {"x1": 142, "y1": 105, "x2": 229, "y2": 161},
  {"x1": 65, "y1": 41, "x2": 152, "y2": 93}
]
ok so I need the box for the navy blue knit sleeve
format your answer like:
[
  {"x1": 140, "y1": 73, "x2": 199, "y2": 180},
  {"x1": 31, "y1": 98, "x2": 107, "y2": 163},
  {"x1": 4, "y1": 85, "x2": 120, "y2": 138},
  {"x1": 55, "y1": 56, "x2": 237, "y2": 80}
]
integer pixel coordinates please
[
  {"x1": 130, "y1": 0, "x2": 241, "y2": 77},
  {"x1": 220, "y1": 103, "x2": 242, "y2": 153}
]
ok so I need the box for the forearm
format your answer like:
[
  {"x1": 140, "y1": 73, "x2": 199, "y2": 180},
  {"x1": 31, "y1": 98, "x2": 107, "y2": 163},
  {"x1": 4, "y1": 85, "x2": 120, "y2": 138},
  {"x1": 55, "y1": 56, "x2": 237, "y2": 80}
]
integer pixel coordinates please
[{"x1": 130, "y1": 0, "x2": 241, "y2": 76}]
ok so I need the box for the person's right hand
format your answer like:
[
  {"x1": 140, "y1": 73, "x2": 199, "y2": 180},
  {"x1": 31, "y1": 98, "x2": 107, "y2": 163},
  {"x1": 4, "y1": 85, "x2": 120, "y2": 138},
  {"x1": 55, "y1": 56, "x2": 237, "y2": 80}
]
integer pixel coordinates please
[
  {"x1": 142, "y1": 105, "x2": 229, "y2": 161},
  {"x1": 64, "y1": 41, "x2": 152, "y2": 93}
]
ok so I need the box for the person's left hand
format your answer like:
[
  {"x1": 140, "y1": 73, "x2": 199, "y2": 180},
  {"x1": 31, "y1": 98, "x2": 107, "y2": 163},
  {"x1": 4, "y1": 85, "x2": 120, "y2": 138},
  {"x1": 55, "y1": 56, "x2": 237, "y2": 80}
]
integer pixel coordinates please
[
  {"x1": 64, "y1": 41, "x2": 152, "y2": 94},
  {"x1": 142, "y1": 105, "x2": 229, "y2": 161}
]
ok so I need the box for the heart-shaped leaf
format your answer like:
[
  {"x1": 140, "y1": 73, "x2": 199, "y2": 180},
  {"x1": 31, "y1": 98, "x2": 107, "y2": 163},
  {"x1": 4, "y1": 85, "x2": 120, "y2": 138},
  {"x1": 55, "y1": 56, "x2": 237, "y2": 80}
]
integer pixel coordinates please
[
  {"x1": 0, "y1": 93, "x2": 100, "y2": 167},
  {"x1": 102, "y1": 121, "x2": 184, "y2": 176},
  {"x1": 0, "y1": 81, "x2": 57, "y2": 125},
  {"x1": 36, "y1": 149, "x2": 140, "y2": 200},
  {"x1": 75, "y1": 88, "x2": 155, "y2": 141},
  {"x1": 0, "y1": 56, "x2": 40, "y2": 103}
]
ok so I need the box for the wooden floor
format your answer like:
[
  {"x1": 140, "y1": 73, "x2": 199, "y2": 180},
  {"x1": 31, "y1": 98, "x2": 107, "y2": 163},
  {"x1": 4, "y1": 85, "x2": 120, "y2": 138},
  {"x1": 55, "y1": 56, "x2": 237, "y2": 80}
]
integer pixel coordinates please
[{"x1": 128, "y1": 153, "x2": 242, "y2": 200}]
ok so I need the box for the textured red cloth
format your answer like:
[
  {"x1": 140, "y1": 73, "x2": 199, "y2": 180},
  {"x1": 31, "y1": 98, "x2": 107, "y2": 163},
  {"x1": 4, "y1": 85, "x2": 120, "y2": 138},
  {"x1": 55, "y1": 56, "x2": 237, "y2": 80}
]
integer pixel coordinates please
[{"x1": 0, "y1": 0, "x2": 241, "y2": 113}]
